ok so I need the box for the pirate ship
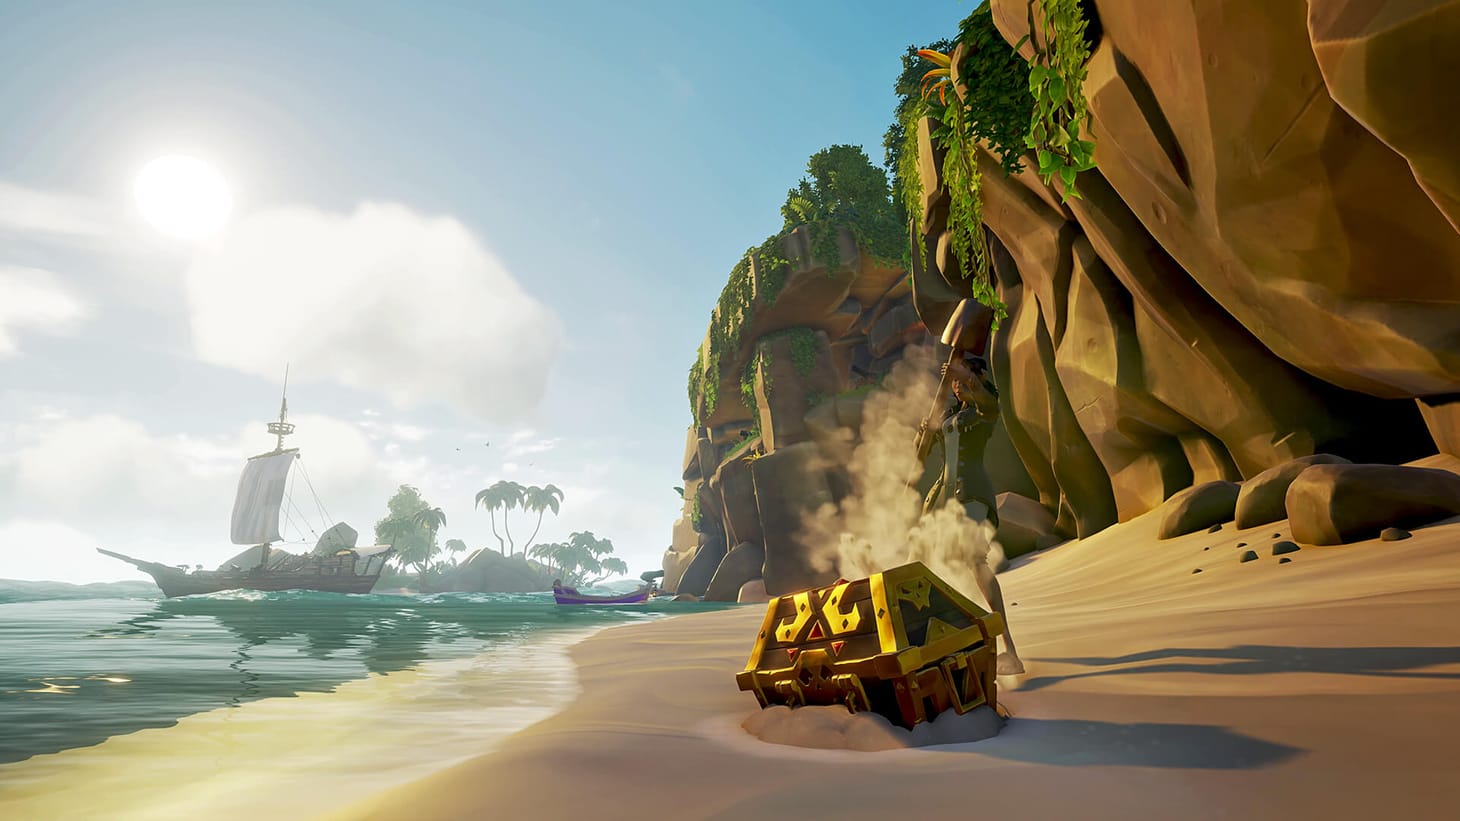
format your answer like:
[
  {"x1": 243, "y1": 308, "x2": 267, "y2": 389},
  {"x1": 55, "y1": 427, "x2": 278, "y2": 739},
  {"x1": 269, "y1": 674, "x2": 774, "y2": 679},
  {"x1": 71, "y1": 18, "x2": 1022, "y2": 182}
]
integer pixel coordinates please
[{"x1": 98, "y1": 377, "x2": 393, "y2": 597}]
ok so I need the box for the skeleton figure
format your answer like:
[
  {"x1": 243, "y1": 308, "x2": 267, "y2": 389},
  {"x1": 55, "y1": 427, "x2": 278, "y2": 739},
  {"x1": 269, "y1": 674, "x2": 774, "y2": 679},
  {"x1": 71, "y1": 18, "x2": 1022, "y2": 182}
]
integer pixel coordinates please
[{"x1": 919, "y1": 351, "x2": 1025, "y2": 675}]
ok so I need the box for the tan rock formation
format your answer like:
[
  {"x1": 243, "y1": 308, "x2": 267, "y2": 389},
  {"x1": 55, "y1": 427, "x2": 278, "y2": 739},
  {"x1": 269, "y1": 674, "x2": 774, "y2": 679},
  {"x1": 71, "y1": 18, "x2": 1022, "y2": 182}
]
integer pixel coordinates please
[
  {"x1": 1308, "y1": 0, "x2": 1460, "y2": 232},
  {"x1": 992, "y1": 0, "x2": 1460, "y2": 398},
  {"x1": 703, "y1": 542, "x2": 765, "y2": 603}
]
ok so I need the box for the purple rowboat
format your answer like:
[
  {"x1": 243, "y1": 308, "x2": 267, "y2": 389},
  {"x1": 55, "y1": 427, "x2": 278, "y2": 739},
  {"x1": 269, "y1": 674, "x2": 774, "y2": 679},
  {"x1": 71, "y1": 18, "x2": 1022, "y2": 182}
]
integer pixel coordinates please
[{"x1": 552, "y1": 586, "x2": 652, "y2": 605}]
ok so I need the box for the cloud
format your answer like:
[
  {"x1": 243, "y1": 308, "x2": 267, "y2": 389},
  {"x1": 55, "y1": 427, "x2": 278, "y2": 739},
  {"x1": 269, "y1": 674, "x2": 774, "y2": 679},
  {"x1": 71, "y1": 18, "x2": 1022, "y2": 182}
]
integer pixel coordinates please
[
  {"x1": 0, "y1": 520, "x2": 120, "y2": 584},
  {"x1": 0, "y1": 181, "x2": 126, "y2": 243},
  {"x1": 0, "y1": 267, "x2": 89, "y2": 355},
  {"x1": 0, "y1": 412, "x2": 406, "y2": 550},
  {"x1": 184, "y1": 202, "x2": 562, "y2": 422}
]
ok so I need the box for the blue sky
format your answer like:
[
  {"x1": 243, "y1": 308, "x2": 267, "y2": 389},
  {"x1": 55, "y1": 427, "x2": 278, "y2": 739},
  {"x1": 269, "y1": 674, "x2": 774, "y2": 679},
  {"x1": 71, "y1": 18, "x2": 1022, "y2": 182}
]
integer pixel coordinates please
[{"x1": 0, "y1": 0, "x2": 969, "y2": 581}]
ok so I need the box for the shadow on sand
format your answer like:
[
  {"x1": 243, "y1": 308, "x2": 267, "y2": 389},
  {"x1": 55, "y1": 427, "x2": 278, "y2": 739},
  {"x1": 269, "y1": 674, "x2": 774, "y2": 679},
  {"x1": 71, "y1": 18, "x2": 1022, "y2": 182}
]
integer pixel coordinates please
[
  {"x1": 947, "y1": 716, "x2": 1304, "y2": 768},
  {"x1": 1019, "y1": 644, "x2": 1460, "y2": 692}
]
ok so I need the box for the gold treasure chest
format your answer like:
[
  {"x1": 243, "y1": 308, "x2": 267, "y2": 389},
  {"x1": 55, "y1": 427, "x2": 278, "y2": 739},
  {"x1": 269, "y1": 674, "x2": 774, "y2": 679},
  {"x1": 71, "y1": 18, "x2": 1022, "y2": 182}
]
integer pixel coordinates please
[{"x1": 736, "y1": 561, "x2": 1003, "y2": 730}]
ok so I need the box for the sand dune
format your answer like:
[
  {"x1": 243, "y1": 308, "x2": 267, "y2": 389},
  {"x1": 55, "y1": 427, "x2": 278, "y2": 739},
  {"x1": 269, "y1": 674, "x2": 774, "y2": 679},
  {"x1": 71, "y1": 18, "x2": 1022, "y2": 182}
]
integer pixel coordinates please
[{"x1": 329, "y1": 456, "x2": 1460, "y2": 821}]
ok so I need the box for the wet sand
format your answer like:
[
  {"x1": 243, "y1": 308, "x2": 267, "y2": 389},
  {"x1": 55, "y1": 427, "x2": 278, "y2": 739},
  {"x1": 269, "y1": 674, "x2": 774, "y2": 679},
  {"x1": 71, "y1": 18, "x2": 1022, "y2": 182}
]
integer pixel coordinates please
[{"x1": 328, "y1": 456, "x2": 1460, "y2": 821}]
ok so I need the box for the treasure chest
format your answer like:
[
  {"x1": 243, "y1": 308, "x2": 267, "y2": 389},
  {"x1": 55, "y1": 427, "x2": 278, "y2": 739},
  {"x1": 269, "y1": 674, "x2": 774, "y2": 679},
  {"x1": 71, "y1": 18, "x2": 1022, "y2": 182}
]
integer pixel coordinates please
[{"x1": 735, "y1": 561, "x2": 1003, "y2": 730}]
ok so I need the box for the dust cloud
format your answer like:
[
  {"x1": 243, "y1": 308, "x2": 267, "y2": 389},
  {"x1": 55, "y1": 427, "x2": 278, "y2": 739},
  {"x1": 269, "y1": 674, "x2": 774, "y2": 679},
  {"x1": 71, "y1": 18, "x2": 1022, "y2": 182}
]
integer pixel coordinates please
[{"x1": 798, "y1": 345, "x2": 1005, "y2": 602}]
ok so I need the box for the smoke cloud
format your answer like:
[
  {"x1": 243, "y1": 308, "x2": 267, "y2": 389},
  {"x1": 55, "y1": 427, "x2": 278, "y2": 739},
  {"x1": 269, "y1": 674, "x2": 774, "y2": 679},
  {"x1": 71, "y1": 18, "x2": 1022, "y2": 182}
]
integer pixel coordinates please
[{"x1": 797, "y1": 345, "x2": 1005, "y2": 602}]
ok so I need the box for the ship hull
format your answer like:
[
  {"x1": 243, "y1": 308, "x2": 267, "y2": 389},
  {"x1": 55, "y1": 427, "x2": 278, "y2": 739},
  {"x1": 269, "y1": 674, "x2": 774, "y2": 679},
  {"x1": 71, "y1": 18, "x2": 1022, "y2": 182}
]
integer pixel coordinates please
[{"x1": 98, "y1": 549, "x2": 383, "y2": 598}]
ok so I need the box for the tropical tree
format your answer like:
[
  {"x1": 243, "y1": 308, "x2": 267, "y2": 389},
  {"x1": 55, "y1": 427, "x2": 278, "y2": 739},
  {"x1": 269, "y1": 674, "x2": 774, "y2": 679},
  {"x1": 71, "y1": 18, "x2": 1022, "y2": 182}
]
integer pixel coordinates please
[
  {"x1": 474, "y1": 480, "x2": 526, "y2": 556},
  {"x1": 528, "y1": 540, "x2": 568, "y2": 577},
  {"x1": 407, "y1": 506, "x2": 447, "y2": 579},
  {"x1": 550, "y1": 531, "x2": 629, "y2": 587},
  {"x1": 520, "y1": 484, "x2": 564, "y2": 555},
  {"x1": 377, "y1": 516, "x2": 417, "y2": 550},
  {"x1": 375, "y1": 485, "x2": 434, "y2": 572},
  {"x1": 442, "y1": 538, "x2": 468, "y2": 568}
]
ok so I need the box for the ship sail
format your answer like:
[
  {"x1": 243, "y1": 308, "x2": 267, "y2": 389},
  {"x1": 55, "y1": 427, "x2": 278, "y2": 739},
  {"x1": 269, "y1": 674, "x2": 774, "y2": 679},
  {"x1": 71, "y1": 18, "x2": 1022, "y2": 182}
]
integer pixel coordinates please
[{"x1": 230, "y1": 450, "x2": 297, "y2": 545}]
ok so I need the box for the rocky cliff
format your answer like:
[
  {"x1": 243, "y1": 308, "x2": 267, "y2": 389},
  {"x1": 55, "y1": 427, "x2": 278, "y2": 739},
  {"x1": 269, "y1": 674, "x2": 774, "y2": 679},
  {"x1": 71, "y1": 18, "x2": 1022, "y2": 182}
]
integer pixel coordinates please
[{"x1": 668, "y1": 0, "x2": 1460, "y2": 599}]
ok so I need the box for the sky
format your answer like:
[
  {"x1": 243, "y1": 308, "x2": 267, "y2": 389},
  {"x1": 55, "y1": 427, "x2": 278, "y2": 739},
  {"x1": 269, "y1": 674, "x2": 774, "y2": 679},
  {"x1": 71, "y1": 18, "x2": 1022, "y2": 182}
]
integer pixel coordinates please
[{"x1": 0, "y1": 0, "x2": 968, "y2": 583}]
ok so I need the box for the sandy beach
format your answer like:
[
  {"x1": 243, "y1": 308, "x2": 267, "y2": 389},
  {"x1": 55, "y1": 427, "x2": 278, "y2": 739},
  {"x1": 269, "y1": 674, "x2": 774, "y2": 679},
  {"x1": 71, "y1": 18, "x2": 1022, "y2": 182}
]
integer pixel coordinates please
[{"x1": 329, "y1": 456, "x2": 1460, "y2": 821}]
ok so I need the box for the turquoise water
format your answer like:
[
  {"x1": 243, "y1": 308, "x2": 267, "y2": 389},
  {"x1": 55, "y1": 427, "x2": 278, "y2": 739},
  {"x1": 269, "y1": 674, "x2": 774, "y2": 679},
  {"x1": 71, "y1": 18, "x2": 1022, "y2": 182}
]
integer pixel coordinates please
[{"x1": 0, "y1": 582, "x2": 735, "y2": 766}]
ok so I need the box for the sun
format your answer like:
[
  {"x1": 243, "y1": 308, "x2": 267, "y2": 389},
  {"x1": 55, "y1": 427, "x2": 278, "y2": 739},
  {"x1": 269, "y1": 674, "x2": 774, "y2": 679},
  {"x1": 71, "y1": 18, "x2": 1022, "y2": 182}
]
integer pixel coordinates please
[{"x1": 134, "y1": 155, "x2": 233, "y2": 240}]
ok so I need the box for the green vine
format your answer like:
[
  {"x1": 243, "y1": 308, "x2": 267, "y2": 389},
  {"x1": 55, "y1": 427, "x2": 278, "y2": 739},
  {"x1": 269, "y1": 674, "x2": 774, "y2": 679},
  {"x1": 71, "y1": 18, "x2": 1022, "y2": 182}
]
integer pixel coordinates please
[
  {"x1": 787, "y1": 328, "x2": 818, "y2": 377},
  {"x1": 689, "y1": 147, "x2": 896, "y2": 424},
  {"x1": 888, "y1": 1, "x2": 1092, "y2": 316},
  {"x1": 691, "y1": 495, "x2": 703, "y2": 529},
  {"x1": 1020, "y1": 0, "x2": 1096, "y2": 199}
]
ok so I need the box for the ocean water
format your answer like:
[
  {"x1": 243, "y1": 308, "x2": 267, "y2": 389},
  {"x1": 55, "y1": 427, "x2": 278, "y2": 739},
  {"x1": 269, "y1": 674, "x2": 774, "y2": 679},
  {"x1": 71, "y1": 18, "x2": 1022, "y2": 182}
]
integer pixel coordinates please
[{"x1": 0, "y1": 582, "x2": 738, "y2": 820}]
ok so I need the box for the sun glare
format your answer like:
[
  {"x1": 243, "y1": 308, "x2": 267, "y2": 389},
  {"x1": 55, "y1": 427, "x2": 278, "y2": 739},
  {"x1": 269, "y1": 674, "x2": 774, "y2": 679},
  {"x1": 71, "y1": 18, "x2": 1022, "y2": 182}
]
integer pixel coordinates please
[{"x1": 134, "y1": 155, "x2": 233, "y2": 240}]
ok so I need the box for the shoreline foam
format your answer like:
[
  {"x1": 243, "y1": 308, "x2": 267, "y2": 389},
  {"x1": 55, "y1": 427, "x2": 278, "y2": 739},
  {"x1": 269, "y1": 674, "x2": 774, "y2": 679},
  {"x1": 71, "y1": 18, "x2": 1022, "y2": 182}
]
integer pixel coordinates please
[{"x1": 0, "y1": 624, "x2": 614, "y2": 821}]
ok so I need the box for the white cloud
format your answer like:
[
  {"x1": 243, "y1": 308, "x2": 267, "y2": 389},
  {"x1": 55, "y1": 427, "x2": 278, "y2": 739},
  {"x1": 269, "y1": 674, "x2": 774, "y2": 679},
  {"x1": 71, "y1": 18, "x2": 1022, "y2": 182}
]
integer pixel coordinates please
[
  {"x1": 0, "y1": 520, "x2": 125, "y2": 584},
  {"x1": 0, "y1": 266, "x2": 89, "y2": 355},
  {"x1": 185, "y1": 202, "x2": 562, "y2": 422},
  {"x1": 0, "y1": 412, "x2": 406, "y2": 564},
  {"x1": 0, "y1": 181, "x2": 126, "y2": 242}
]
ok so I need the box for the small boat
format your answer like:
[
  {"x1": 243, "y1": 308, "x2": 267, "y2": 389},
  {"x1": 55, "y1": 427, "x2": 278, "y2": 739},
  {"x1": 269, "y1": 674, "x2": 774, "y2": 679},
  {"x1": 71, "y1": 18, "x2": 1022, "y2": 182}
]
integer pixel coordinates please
[{"x1": 552, "y1": 585, "x2": 652, "y2": 605}]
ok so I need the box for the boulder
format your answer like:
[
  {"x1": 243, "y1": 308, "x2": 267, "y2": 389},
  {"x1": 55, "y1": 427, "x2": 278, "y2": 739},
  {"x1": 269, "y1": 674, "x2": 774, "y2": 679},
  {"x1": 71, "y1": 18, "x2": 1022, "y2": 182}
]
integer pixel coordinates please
[
  {"x1": 752, "y1": 441, "x2": 839, "y2": 595},
  {"x1": 1234, "y1": 454, "x2": 1353, "y2": 529},
  {"x1": 994, "y1": 492, "x2": 1059, "y2": 559},
  {"x1": 1286, "y1": 464, "x2": 1460, "y2": 545},
  {"x1": 703, "y1": 542, "x2": 765, "y2": 603},
  {"x1": 1157, "y1": 481, "x2": 1240, "y2": 539},
  {"x1": 676, "y1": 533, "x2": 727, "y2": 598},
  {"x1": 737, "y1": 578, "x2": 772, "y2": 603}
]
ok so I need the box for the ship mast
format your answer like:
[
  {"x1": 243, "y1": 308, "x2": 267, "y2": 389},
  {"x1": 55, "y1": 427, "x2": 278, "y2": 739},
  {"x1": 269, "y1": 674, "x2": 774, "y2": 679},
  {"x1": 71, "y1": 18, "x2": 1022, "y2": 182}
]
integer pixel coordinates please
[
  {"x1": 267, "y1": 364, "x2": 296, "y2": 454},
  {"x1": 257, "y1": 365, "x2": 295, "y2": 568}
]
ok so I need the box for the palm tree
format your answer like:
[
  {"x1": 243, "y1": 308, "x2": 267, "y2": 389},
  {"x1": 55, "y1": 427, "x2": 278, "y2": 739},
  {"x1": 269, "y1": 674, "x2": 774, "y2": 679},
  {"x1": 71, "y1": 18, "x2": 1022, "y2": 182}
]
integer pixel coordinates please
[
  {"x1": 379, "y1": 516, "x2": 416, "y2": 549},
  {"x1": 520, "y1": 484, "x2": 564, "y2": 555},
  {"x1": 475, "y1": 480, "x2": 527, "y2": 556},
  {"x1": 528, "y1": 540, "x2": 566, "y2": 577},
  {"x1": 474, "y1": 483, "x2": 508, "y2": 555},
  {"x1": 410, "y1": 506, "x2": 447, "y2": 578},
  {"x1": 442, "y1": 538, "x2": 468, "y2": 568},
  {"x1": 498, "y1": 481, "x2": 525, "y2": 555}
]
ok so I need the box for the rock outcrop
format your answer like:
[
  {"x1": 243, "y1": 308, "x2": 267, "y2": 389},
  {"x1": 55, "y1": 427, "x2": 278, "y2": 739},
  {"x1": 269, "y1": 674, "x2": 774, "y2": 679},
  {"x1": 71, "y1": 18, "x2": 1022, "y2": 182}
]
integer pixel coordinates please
[
  {"x1": 906, "y1": 0, "x2": 1454, "y2": 545},
  {"x1": 670, "y1": 1, "x2": 1459, "y2": 588},
  {"x1": 668, "y1": 223, "x2": 1050, "y2": 595}
]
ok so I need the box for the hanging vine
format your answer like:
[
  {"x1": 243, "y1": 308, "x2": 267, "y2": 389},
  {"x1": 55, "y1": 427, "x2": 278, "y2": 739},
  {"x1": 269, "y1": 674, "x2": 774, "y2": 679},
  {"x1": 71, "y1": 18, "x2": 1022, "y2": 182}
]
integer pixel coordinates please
[
  {"x1": 1020, "y1": 0, "x2": 1097, "y2": 200},
  {"x1": 892, "y1": 0, "x2": 1095, "y2": 312}
]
